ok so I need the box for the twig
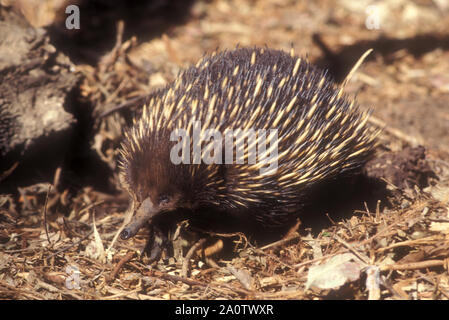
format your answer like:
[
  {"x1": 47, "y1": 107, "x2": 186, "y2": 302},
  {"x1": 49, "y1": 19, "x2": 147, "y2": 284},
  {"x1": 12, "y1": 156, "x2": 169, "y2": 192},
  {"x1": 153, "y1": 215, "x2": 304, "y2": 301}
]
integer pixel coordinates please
[
  {"x1": 99, "y1": 20, "x2": 125, "y2": 74},
  {"x1": 0, "y1": 279, "x2": 47, "y2": 300},
  {"x1": 78, "y1": 200, "x2": 105, "y2": 215},
  {"x1": 376, "y1": 235, "x2": 443, "y2": 253},
  {"x1": 260, "y1": 218, "x2": 301, "y2": 250},
  {"x1": 182, "y1": 238, "x2": 206, "y2": 278},
  {"x1": 46, "y1": 230, "x2": 93, "y2": 260},
  {"x1": 249, "y1": 245, "x2": 294, "y2": 270},
  {"x1": 53, "y1": 167, "x2": 62, "y2": 190},
  {"x1": 42, "y1": 184, "x2": 52, "y2": 245},
  {"x1": 259, "y1": 234, "x2": 300, "y2": 250},
  {"x1": 147, "y1": 268, "x2": 251, "y2": 296},
  {"x1": 104, "y1": 287, "x2": 143, "y2": 300},
  {"x1": 205, "y1": 257, "x2": 220, "y2": 269},
  {"x1": 149, "y1": 268, "x2": 211, "y2": 287},
  {"x1": 292, "y1": 252, "x2": 339, "y2": 270},
  {"x1": 107, "y1": 251, "x2": 136, "y2": 283},
  {"x1": 334, "y1": 235, "x2": 370, "y2": 265},
  {"x1": 418, "y1": 275, "x2": 449, "y2": 300},
  {"x1": 429, "y1": 218, "x2": 449, "y2": 223},
  {"x1": 190, "y1": 227, "x2": 249, "y2": 251},
  {"x1": 0, "y1": 162, "x2": 18, "y2": 182},
  {"x1": 381, "y1": 259, "x2": 449, "y2": 271},
  {"x1": 99, "y1": 94, "x2": 148, "y2": 118}
]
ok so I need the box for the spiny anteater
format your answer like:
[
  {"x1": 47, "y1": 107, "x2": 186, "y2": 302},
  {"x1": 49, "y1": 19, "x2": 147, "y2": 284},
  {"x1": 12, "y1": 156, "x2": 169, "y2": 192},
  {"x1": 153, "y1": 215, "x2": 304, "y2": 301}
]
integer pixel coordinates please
[{"x1": 118, "y1": 47, "x2": 379, "y2": 241}]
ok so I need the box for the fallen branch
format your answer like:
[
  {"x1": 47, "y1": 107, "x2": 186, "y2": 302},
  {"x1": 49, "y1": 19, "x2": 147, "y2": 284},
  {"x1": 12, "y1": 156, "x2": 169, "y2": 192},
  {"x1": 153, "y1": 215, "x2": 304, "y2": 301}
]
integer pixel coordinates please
[{"x1": 381, "y1": 259, "x2": 449, "y2": 271}]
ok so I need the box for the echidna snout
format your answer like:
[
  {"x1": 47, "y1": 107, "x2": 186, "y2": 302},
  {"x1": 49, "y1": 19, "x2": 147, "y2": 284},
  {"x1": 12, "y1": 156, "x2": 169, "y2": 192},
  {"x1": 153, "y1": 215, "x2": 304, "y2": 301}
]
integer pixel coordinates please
[
  {"x1": 118, "y1": 47, "x2": 379, "y2": 240},
  {"x1": 120, "y1": 198, "x2": 157, "y2": 239},
  {"x1": 120, "y1": 192, "x2": 182, "y2": 240}
]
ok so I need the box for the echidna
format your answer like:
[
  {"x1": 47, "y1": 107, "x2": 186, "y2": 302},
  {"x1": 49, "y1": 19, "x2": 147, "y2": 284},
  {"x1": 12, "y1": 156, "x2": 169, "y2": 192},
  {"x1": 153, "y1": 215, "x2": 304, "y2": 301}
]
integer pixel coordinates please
[{"x1": 118, "y1": 47, "x2": 378, "y2": 241}]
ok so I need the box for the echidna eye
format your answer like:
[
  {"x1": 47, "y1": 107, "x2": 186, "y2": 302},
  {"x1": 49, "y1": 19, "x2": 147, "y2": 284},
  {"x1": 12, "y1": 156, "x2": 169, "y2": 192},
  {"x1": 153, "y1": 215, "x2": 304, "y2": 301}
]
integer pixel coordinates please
[{"x1": 158, "y1": 195, "x2": 170, "y2": 205}]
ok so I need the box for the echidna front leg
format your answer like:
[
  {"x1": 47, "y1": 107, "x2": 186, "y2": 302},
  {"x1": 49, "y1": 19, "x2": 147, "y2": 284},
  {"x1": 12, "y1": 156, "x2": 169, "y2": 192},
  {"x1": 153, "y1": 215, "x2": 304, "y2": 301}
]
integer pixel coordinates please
[{"x1": 144, "y1": 224, "x2": 168, "y2": 262}]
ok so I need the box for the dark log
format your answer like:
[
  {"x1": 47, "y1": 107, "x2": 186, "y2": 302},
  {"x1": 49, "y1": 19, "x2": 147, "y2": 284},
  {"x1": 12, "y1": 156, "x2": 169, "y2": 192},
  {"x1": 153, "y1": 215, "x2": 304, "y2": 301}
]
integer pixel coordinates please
[{"x1": 0, "y1": 8, "x2": 80, "y2": 188}]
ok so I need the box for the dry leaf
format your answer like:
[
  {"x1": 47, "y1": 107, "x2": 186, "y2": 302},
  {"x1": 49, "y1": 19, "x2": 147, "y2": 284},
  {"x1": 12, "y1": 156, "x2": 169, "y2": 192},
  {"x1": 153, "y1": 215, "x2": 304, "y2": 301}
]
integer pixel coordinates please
[
  {"x1": 84, "y1": 214, "x2": 106, "y2": 263},
  {"x1": 306, "y1": 253, "x2": 364, "y2": 290}
]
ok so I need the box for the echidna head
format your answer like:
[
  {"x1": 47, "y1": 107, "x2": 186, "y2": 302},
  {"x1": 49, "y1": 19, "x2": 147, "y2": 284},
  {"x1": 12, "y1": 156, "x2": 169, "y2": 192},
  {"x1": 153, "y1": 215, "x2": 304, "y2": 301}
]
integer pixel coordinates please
[
  {"x1": 119, "y1": 189, "x2": 183, "y2": 241},
  {"x1": 118, "y1": 130, "x2": 197, "y2": 240}
]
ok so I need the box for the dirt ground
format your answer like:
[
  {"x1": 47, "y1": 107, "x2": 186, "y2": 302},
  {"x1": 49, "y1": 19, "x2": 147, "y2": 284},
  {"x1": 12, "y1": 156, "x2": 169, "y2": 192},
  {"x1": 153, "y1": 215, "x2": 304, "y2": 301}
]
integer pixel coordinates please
[{"x1": 1, "y1": 0, "x2": 449, "y2": 300}]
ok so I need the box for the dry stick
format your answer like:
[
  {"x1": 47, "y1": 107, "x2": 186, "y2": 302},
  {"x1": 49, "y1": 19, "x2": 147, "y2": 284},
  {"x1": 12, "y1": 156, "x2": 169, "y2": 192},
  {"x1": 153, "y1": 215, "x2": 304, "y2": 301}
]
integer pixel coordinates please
[
  {"x1": 46, "y1": 200, "x2": 107, "y2": 259},
  {"x1": 78, "y1": 200, "x2": 105, "y2": 215},
  {"x1": 260, "y1": 219, "x2": 301, "y2": 250},
  {"x1": 99, "y1": 94, "x2": 148, "y2": 118},
  {"x1": 0, "y1": 279, "x2": 47, "y2": 300},
  {"x1": 259, "y1": 234, "x2": 300, "y2": 251},
  {"x1": 53, "y1": 167, "x2": 62, "y2": 190},
  {"x1": 250, "y1": 245, "x2": 294, "y2": 270},
  {"x1": 357, "y1": 204, "x2": 423, "y2": 248},
  {"x1": 334, "y1": 235, "x2": 370, "y2": 265},
  {"x1": 60, "y1": 189, "x2": 70, "y2": 206},
  {"x1": 205, "y1": 257, "x2": 220, "y2": 269},
  {"x1": 46, "y1": 230, "x2": 93, "y2": 260},
  {"x1": 103, "y1": 76, "x2": 129, "y2": 105},
  {"x1": 191, "y1": 227, "x2": 248, "y2": 242},
  {"x1": 182, "y1": 238, "x2": 207, "y2": 278},
  {"x1": 99, "y1": 20, "x2": 124, "y2": 74},
  {"x1": 0, "y1": 162, "x2": 18, "y2": 182},
  {"x1": 35, "y1": 277, "x2": 84, "y2": 300},
  {"x1": 104, "y1": 288, "x2": 143, "y2": 300},
  {"x1": 107, "y1": 251, "x2": 136, "y2": 283},
  {"x1": 418, "y1": 275, "x2": 449, "y2": 300},
  {"x1": 381, "y1": 259, "x2": 449, "y2": 272},
  {"x1": 42, "y1": 184, "x2": 52, "y2": 245},
  {"x1": 294, "y1": 206, "x2": 441, "y2": 271},
  {"x1": 429, "y1": 218, "x2": 449, "y2": 223},
  {"x1": 147, "y1": 269, "x2": 251, "y2": 296},
  {"x1": 293, "y1": 252, "x2": 340, "y2": 269},
  {"x1": 376, "y1": 236, "x2": 443, "y2": 253}
]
